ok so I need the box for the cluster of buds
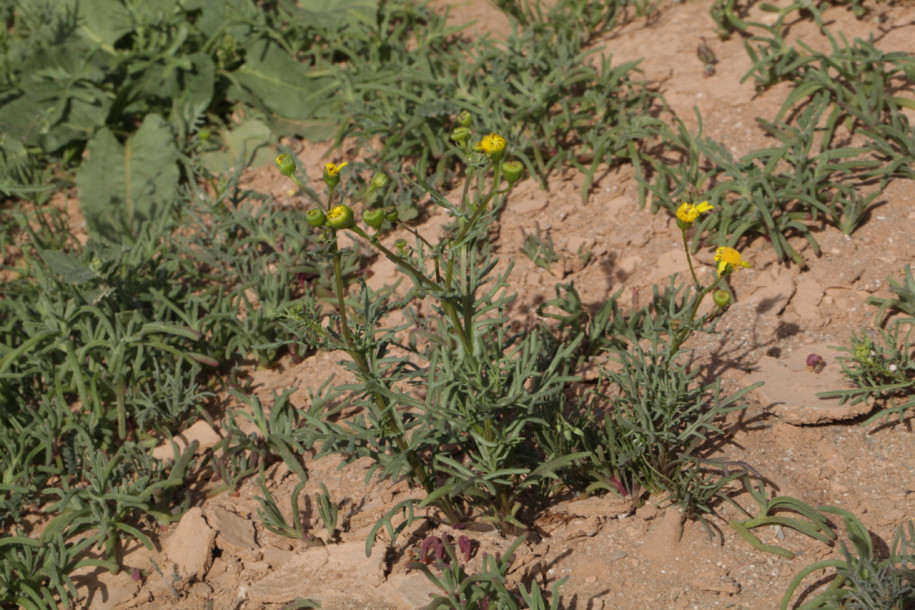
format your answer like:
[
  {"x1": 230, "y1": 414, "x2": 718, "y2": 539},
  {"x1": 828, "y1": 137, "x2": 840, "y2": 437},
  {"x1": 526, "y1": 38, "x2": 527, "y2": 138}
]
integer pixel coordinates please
[
  {"x1": 277, "y1": 111, "x2": 524, "y2": 240},
  {"x1": 450, "y1": 112, "x2": 524, "y2": 185}
]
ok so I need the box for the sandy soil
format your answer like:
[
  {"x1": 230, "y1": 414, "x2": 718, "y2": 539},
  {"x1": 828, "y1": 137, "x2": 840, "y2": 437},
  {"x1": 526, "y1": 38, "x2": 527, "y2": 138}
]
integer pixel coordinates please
[{"x1": 68, "y1": 1, "x2": 915, "y2": 608}]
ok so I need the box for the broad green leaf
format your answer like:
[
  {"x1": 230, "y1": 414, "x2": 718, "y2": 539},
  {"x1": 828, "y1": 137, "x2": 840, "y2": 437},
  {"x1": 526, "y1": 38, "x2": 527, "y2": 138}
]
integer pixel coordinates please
[
  {"x1": 78, "y1": 0, "x2": 134, "y2": 51},
  {"x1": 37, "y1": 250, "x2": 101, "y2": 284},
  {"x1": 181, "y1": 0, "x2": 259, "y2": 39},
  {"x1": 77, "y1": 114, "x2": 179, "y2": 241},
  {"x1": 230, "y1": 39, "x2": 339, "y2": 125},
  {"x1": 200, "y1": 118, "x2": 274, "y2": 172},
  {"x1": 278, "y1": 0, "x2": 377, "y2": 30}
]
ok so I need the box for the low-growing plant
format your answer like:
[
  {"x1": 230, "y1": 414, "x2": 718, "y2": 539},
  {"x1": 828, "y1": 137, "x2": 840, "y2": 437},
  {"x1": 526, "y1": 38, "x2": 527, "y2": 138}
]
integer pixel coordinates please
[
  {"x1": 316, "y1": 483, "x2": 340, "y2": 543},
  {"x1": 574, "y1": 205, "x2": 761, "y2": 528},
  {"x1": 818, "y1": 321, "x2": 915, "y2": 425},
  {"x1": 279, "y1": 130, "x2": 589, "y2": 542},
  {"x1": 521, "y1": 224, "x2": 561, "y2": 270},
  {"x1": 42, "y1": 434, "x2": 197, "y2": 570},
  {"x1": 279, "y1": 140, "x2": 762, "y2": 553},
  {"x1": 255, "y1": 476, "x2": 309, "y2": 541},
  {"x1": 0, "y1": 529, "x2": 114, "y2": 610},
  {"x1": 641, "y1": 92, "x2": 888, "y2": 264},
  {"x1": 781, "y1": 512, "x2": 915, "y2": 609},
  {"x1": 730, "y1": 476, "x2": 838, "y2": 560},
  {"x1": 867, "y1": 265, "x2": 915, "y2": 325},
  {"x1": 408, "y1": 533, "x2": 566, "y2": 610}
]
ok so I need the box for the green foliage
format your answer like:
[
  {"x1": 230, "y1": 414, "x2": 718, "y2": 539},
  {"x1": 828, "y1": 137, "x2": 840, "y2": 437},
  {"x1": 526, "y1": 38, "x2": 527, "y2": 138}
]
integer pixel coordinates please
[
  {"x1": 818, "y1": 321, "x2": 915, "y2": 426},
  {"x1": 316, "y1": 483, "x2": 340, "y2": 542},
  {"x1": 521, "y1": 224, "x2": 561, "y2": 270},
  {"x1": 76, "y1": 114, "x2": 179, "y2": 242},
  {"x1": 661, "y1": 4, "x2": 915, "y2": 262},
  {"x1": 280, "y1": 123, "x2": 758, "y2": 553},
  {"x1": 781, "y1": 512, "x2": 915, "y2": 610},
  {"x1": 409, "y1": 534, "x2": 566, "y2": 610},
  {"x1": 0, "y1": 0, "x2": 373, "y2": 191},
  {"x1": 256, "y1": 476, "x2": 309, "y2": 540},
  {"x1": 867, "y1": 265, "x2": 915, "y2": 325},
  {"x1": 0, "y1": 162, "x2": 325, "y2": 602},
  {"x1": 42, "y1": 435, "x2": 196, "y2": 568},
  {"x1": 313, "y1": 0, "x2": 661, "y2": 213},
  {"x1": 730, "y1": 476, "x2": 838, "y2": 560}
]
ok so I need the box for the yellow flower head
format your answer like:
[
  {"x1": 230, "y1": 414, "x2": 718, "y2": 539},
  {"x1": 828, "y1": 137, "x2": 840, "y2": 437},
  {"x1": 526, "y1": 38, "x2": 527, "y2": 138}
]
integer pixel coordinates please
[
  {"x1": 676, "y1": 201, "x2": 713, "y2": 226},
  {"x1": 474, "y1": 133, "x2": 507, "y2": 160},
  {"x1": 324, "y1": 162, "x2": 349, "y2": 177},
  {"x1": 714, "y1": 246, "x2": 751, "y2": 277}
]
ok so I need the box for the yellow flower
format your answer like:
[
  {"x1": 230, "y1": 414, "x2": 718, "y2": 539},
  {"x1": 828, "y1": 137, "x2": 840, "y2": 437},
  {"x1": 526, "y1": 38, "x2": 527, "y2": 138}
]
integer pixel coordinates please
[
  {"x1": 324, "y1": 162, "x2": 349, "y2": 177},
  {"x1": 676, "y1": 201, "x2": 713, "y2": 227},
  {"x1": 323, "y1": 162, "x2": 349, "y2": 187},
  {"x1": 474, "y1": 133, "x2": 507, "y2": 161},
  {"x1": 714, "y1": 246, "x2": 751, "y2": 277}
]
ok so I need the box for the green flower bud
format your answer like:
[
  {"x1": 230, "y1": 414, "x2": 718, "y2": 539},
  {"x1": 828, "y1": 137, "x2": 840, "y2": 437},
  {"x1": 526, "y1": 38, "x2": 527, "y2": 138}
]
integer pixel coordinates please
[
  {"x1": 275, "y1": 153, "x2": 296, "y2": 178},
  {"x1": 306, "y1": 209, "x2": 326, "y2": 227},
  {"x1": 370, "y1": 172, "x2": 390, "y2": 190},
  {"x1": 501, "y1": 160, "x2": 524, "y2": 184},
  {"x1": 394, "y1": 238, "x2": 408, "y2": 255},
  {"x1": 383, "y1": 206, "x2": 398, "y2": 223},
  {"x1": 362, "y1": 208, "x2": 385, "y2": 228},
  {"x1": 451, "y1": 126, "x2": 472, "y2": 144},
  {"x1": 457, "y1": 110, "x2": 472, "y2": 128},
  {"x1": 326, "y1": 205, "x2": 355, "y2": 230},
  {"x1": 713, "y1": 290, "x2": 731, "y2": 308}
]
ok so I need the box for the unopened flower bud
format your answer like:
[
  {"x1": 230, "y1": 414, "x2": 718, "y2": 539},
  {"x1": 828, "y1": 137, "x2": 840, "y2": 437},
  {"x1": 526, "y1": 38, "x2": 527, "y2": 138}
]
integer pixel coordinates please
[
  {"x1": 501, "y1": 160, "x2": 524, "y2": 184},
  {"x1": 326, "y1": 204, "x2": 355, "y2": 230},
  {"x1": 306, "y1": 209, "x2": 326, "y2": 227},
  {"x1": 451, "y1": 127, "x2": 472, "y2": 144},
  {"x1": 713, "y1": 290, "x2": 731, "y2": 308},
  {"x1": 369, "y1": 172, "x2": 390, "y2": 190},
  {"x1": 276, "y1": 153, "x2": 296, "y2": 177},
  {"x1": 362, "y1": 208, "x2": 385, "y2": 228},
  {"x1": 383, "y1": 206, "x2": 398, "y2": 222},
  {"x1": 457, "y1": 110, "x2": 472, "y2": 127},
  {"x1": 394, "y1": 238, "x2": 408, "y2": 255}
]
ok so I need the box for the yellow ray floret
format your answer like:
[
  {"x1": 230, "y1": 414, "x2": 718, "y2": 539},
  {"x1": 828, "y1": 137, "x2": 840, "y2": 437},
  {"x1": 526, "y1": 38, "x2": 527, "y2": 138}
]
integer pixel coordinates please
[
  {"x1": 324, "y1": 162, "x2": 349, "y2": 176},
  {"x1": 714, "y1": 246, "x2": 751, "y2": 277},
  {"x1": 676, "y1": 201, "x2": 713, "y2": 225},
  {"x1": 474, "y1": 133, "x2": 507, "y2": 157}
]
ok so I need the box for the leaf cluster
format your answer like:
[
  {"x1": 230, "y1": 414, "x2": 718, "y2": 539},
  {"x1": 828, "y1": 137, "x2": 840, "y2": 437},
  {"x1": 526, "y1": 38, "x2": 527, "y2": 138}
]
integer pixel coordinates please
[
  {"x1": 781, "y1": 513, "x2": 915, "y2": 609},
  {"x1": 0, "y1": 0, "x2": 373, "y2": 192},
  {"x1": 818, "y1": 320, "x2": 915, "y2": 426}
]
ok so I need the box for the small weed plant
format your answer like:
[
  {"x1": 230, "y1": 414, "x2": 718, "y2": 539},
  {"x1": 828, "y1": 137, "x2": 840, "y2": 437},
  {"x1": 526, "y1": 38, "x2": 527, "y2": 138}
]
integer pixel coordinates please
[{"x1": 277, "y1": 124, "x2": 761, "y2": 555}]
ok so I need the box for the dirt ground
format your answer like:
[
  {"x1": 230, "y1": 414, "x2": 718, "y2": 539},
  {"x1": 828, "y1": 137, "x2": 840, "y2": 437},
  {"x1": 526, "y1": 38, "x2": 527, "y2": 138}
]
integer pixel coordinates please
[{"x1": 70, "y1": 0, "x2": 915, "y2": 608}]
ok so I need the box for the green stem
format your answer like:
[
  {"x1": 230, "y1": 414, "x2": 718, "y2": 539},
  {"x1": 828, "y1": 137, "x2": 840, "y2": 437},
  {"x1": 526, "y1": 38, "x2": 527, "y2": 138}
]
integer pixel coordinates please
[
  {"x1": 666, "y1": 276, "x2": 726, "y2": 363},
  {"x1": 349, "y1": 226, "x2": 442, "y2": 291},
  {"x1": 330, "y1": 237, "x2": 461, "y2": 522},
  {"x1": 681, "y1": 230, "x2": 700, "y2": 288}
]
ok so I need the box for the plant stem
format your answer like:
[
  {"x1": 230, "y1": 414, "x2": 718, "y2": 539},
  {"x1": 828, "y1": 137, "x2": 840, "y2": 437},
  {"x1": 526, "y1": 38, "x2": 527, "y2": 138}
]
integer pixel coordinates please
[
  {"x1": 330, "y1": 237, "x2": 461, "y2": 522},
  {"x1": 681, "y1": 229, "x2": 700, "y2": 287}
]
